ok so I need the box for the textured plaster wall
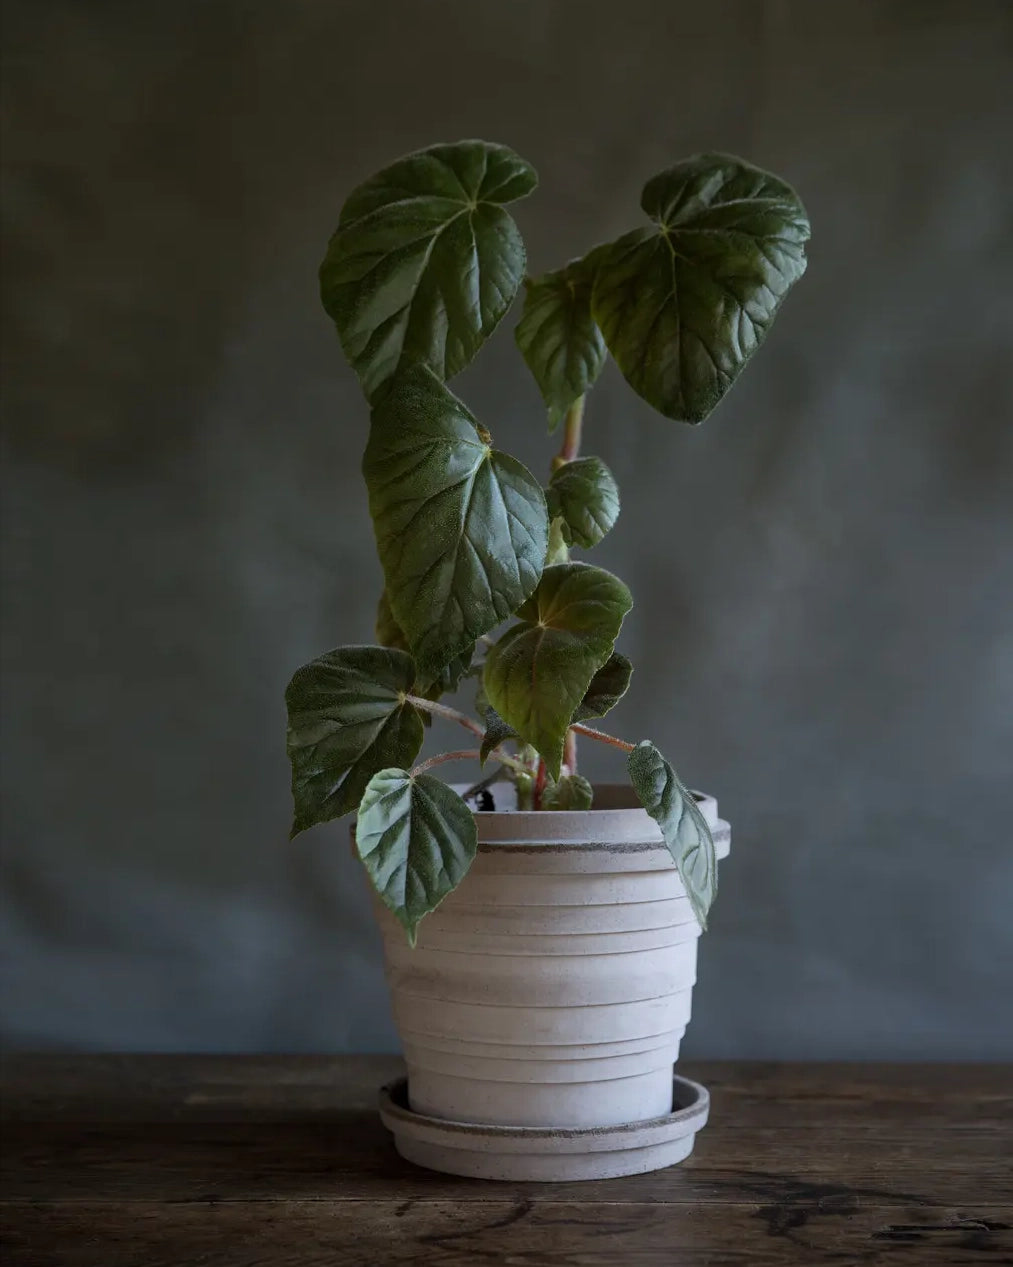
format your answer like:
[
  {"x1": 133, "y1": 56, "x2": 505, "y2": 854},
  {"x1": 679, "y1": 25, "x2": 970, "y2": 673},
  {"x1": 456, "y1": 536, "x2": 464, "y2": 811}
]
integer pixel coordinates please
[{"x1": 2, "y1": 0, "x2": 1011, "y2": 1056}]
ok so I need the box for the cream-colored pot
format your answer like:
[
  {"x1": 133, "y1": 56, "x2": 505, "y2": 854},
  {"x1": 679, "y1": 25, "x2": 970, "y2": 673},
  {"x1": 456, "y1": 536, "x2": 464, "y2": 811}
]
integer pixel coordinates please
[{"x1": 371, "y1": 783, "x2": 730, "y2": 1132}]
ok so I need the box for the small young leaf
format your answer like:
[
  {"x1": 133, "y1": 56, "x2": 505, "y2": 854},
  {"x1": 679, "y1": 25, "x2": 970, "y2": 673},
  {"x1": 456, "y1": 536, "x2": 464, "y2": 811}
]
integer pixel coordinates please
[
  {"x1": 542, "y1": 774, "x2": 594, "y2": 811},
  {"x1": 364, "y1": 365, "x2": 548, "y2": 680},
  {"x1": 572, "y1": 652, "x2": 633, "y2": 722},
  {"x1": 515, "y1": 260, "x2": 606, "y2": 430},
  {"x1": 479, "y1": 707, "x2": 517, "y2": 765},
  {"x1": 320, "y1": 140, "x2": 537, "y2": 401},
  {"x1": 592, "y1": 153, "x2": 810, "y2": 423},
  {"x1": 285, "y1": 647, "x2": 424, "y2": 837},
  {"x1": 546, "y1": 456, "x2": 620, "y2": 549},
  {"x1": 356, "y1": 768, "x2": 478, "y2": 944},
  {"x1": 628, "y1": 740, "x2": 716, "y2": 929},
  {"x1": 483, "y1": 562, "x2": 632, "y2": 779}
]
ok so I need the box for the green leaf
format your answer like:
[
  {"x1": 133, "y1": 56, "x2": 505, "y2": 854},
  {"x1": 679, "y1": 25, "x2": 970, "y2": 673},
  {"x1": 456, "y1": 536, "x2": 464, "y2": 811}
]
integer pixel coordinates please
[
  {"x1": 479, "y1": 706, "x2": 516, "y2": 765},
  {"x1": 483, "y1": 562, "x2": 632, "y2": 779},
  {"x1": 320, "y1": 140, "x2": 537, "y2": 401},
  {"x1": 515, "y1": 259, "x2": 606, "y2": 429},
  {"x1": 591, "y1": 153, "x2": 810, "y2": 423},
  {"x1": 356, "y1": 768, "x2": 478, "y2": 944},
  {"x1": 627, "y1": 740, "x2": 716, "y2": 929},
  {"x1": 546, "y1": 456, "x2": 620, "y2": 549},
  {"x1": 285, "y1": 647, "x2": 424, "y2": 837},
  {"x1": 375, "y1": 589, "x2": 410, "y2": 652},
  {"x1": 542, "y1": 773, "x2": 594, "y2": 811},
  {"x1": 572, "y1": 651, "x2": 633, "y2": 722},
  {"x1": 364, "y1": 365, "x2": 548, "y2": 680},
  {"x1": 375, "y1": 590, "x2": 473, "y2": 701}
]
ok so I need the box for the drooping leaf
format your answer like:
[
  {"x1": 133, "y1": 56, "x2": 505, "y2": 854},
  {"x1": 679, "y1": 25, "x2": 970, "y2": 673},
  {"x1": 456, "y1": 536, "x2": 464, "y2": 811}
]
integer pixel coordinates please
[
  {"x1": 483, "y1": 562, "x2": 632, "y2": 779},
  {"x1": 375, "y1": 589, "x2": 473, "y2": 703},
  {"x1": 515, "y1": 259, "x2": 606, "y2": 430},
  {"x1": 542, "y1": 773, "x2": 594, "y2": 811},
  {"x1": 356, "y1": 768, "x2": 478, "y2": 944},
  {"x1": 592, "y1": 153, "x2": 810, "y2": 423},
  {"x1": 572, "y1": 651, "x2": 633, "y2": 722},
  {"x1": 628, "y1": 740, "x2": 716, "y2": 929},
  {"x1": 546, "y1": 456, "x2": 620, "y2": 549},
  {"x1": 285, "y1": 647, "x2": 424, "y2": 837},
  {"x1": 320, "y1": 140, "x2": 537, "y2": 401},
  {"x1": 364, "y1": 365, "x2": 548, "y2": 680},
  {"x1": 479, "y1": 706, "x2": 517, "y2": 765}
]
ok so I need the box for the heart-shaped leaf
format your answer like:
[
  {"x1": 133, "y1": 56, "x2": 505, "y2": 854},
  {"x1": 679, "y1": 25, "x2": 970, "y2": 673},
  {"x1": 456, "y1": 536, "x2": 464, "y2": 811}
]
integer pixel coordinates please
[
  {"x1": 592, "y1": 153, "x2": 810, "y2": 423},
  {"x1": 375, "y1": 589, "x2": 473, "y2": 701},
  {"x1": 515, "y1": 259, "x2": 606, "y2": 430},
  {"x1": 483, "y1": 562, "x2": 632, "y2": 779},
  {"x1": 572, "y1": 651, "x2": 633, "y2": 722},
  {"x1": 542, "y1": 773, "x2": 594, "y2": 811},
  {"x1": 628, "y1": 740, "x2": 716, "y2": 929},
  {"x1": 356, "y1": 768, "x2": 478, "y2": 944},
  {"x1": 285, "y1": 647, "x2": 425, "y2": 837},
  {"x1": 364, "y1": 365, "x2": 548, "y2": 680},
  {"x1": 546, "y1": 456, "x2": 620, "y2": 549},
  {"x1": 320, "y1": 140, "x2": 537, "y2": 401}
]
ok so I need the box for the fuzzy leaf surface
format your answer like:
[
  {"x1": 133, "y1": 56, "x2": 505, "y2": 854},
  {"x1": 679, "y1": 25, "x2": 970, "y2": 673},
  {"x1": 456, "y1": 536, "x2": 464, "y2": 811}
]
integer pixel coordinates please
[
  {"x1": 628, "y1": 740, "x2": 716, "y2": 928},
  {"x1": 592, "y1": 153, "x2": 810, "y2": 422},
  {"x1": 364, "y1": 365, "x2": 547, "y2": 679},
  {"x1": 546, "y1": 456, "x2": 620, "y2": 549},
  {"x1": 321, "y1": 140, "x2": 537, "y2": 400},
  {"x1": 285, "y1": 647, "x2": 424, "y2": 836},
  {"x1": 572, "y1": 651, "x2": 633, "y2": 722},
  {"x1": 356, "y1": 769, "x2": 477, "y2": 943},
  {"x1": 515, "y1": 259, "x2": 606, "y2": 429},
  {"x1": 483, "y1": 562, "x2": 632, "y2": 779}
]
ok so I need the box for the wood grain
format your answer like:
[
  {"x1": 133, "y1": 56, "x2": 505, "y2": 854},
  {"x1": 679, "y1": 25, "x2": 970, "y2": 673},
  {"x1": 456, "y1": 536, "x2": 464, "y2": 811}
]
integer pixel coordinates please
[{"x1": 1, "y1": 1056, "x2": 1010, "y2": 1265}]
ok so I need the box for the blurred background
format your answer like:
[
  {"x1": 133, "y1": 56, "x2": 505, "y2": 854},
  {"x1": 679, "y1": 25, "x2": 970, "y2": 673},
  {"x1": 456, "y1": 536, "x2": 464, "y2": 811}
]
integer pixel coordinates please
[{"x1": 2, "y1": 0, "x2": 1011, "y2": 1058}]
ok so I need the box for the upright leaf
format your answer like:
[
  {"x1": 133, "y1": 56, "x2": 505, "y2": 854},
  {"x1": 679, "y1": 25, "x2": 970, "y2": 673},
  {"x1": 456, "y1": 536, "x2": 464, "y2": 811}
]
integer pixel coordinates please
[
  {"x1": 285, "y1": 647, "x2": 424, "y2": 837},
  {"x1": 356, "y1": 768, "x2": 478, "y2": 944},
  {"x1": 320, "y1": 140, "x2": 537, "y2": 401},
  {"x1": 572, "y1": 651, "x2": 633, "y2": 722},
  {"x1": 546, "y1": 456, "x2": 620, "y2": 549},
  {"x1": 364, "y1": 365, "x2": 547, "y2": 680},
  {"x1": 515, "y1": 259, "x2": 606, "y2": 429},
  {"x1": 483, "y1": 562, "x2": 632, "y2": 779},
  {"x1": 592, "y1": 153, "x2": 810, "y2": 422},
  {"x1": 628, "y1": 740, "x2": 716, "y2": 929}
]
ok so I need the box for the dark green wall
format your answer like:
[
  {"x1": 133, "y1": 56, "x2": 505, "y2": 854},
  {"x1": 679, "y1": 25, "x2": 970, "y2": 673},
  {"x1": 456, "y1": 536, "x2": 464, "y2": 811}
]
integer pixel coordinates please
[{"x1": 2, "y1": 0, "x2": 1011, "y2": 1055}]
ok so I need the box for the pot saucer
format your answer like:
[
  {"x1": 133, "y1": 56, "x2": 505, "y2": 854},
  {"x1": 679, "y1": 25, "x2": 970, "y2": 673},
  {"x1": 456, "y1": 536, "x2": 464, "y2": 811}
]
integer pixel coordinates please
[{"x1": 378, "y1": 1071, "x2": 708, "y2": 1181}]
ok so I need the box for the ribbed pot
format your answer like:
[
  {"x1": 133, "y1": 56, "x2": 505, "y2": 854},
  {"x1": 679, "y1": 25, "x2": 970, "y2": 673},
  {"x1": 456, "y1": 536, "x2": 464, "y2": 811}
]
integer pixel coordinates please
[{"x1": 370, "y1": 783, "x2": 730, "y2": 1131}]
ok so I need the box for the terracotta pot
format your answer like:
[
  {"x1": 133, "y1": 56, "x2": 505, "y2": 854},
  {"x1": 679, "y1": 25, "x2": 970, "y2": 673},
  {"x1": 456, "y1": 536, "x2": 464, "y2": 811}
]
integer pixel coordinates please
[{"x1": 369, "y1": 782, "x2": 730, "y2": 1136}]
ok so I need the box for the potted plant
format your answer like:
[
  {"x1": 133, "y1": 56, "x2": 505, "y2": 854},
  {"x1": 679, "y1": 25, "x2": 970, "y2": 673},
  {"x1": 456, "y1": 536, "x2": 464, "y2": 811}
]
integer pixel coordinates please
[{"x1": 285, "y1": 140, "x2": 810, "y2": 1179}]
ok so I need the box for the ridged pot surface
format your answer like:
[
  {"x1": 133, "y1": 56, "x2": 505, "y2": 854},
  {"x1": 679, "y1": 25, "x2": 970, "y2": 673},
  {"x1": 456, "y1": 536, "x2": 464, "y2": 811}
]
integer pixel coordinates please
[{"x1": 370, "y1": 783, "x2": 731, "y2": 1130}]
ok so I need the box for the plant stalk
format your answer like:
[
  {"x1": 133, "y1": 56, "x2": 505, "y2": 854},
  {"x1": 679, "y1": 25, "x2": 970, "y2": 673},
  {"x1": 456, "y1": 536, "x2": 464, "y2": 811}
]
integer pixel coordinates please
[
  {"x1": 557, "y1": 395, "x2": 585, "y2": 465},
  {"x1": 405, "y1": 694, "x2": 485, "y2": 739},
  {"x1": 411, "y1": 748, "x2": 482, "y2": 776},
  {"x1": 571, "y1": 722, "x2": 635, "y2": 753}
]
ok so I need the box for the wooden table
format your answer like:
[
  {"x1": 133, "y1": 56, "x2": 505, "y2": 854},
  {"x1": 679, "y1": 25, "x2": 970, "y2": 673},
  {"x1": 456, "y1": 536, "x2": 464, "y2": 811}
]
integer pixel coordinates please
[{"x1": 1, "y1": 1057, "x2": 1009, "y2": 1265}]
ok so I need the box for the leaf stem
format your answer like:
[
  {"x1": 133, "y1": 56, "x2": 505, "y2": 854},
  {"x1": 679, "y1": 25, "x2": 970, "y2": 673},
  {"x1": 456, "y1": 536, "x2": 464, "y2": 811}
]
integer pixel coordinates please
[
  {"x1": 533, "y1": 755, "x2": 547, "y2": 810},
  {"x1": 571, "y1": 722, "x2": 635, "y2": 753},
  {"x1": 411, "y1": 749, "x2": 481, "y2": 776},
  {"x1": 563, "y1": 727, "x2": 578, "y2": 776},
  {"x1": 558, "y1": 395, "x2": 585, "y2": 464},
  {"x1": 405, "y1": 694, "x2": 484, "y2": 739}
]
